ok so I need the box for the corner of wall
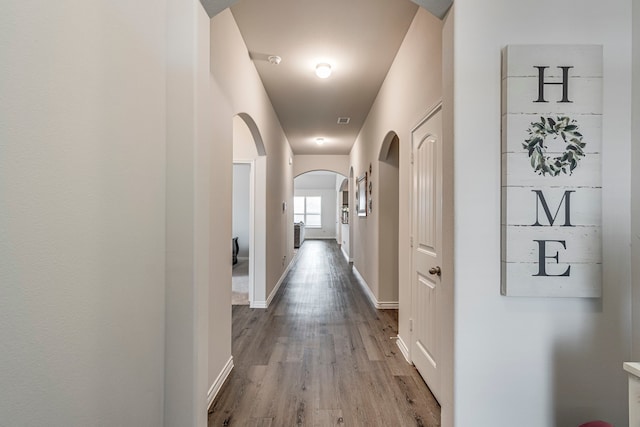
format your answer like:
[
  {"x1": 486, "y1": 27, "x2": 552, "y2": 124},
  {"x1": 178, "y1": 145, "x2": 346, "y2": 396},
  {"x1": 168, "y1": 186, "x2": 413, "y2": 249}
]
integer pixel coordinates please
[{"x1": 632, "y1": 0, "x2": 640, "y2": 360}]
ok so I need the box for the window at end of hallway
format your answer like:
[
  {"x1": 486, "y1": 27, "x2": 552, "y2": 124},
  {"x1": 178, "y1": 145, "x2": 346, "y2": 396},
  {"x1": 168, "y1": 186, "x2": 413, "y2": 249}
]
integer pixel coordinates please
[{"x1": 294, "y1": 196, "x2": 321, "y2": 228}]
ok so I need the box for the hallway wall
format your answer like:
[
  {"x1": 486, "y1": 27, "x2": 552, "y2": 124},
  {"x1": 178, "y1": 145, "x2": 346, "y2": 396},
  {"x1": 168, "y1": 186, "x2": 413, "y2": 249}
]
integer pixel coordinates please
[
  {"x1": 0, "y1": 1, "x2": 173, "y2": 425},
  {"x1": 349, "y1": 7, "x2": 443, "y2": 319},
  {"x1": 209, "y1": 6, "x2": 295, "y2": 386},
  {"x1": 452, "y1": 0, "x2": 632, "y2": 425},
  {"x1": 293, "y1": 154, "x2": 350, "y2": 177}
]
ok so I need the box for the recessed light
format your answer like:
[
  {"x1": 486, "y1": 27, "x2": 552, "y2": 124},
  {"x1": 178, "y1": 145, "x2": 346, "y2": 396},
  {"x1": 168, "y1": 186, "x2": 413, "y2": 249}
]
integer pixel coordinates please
[
  {"x1": 315, "y1": 63, "x2": 332, "y2": 79},
  {"x1": 315, "y1": 138, "x2": 326, "y2": 145}
]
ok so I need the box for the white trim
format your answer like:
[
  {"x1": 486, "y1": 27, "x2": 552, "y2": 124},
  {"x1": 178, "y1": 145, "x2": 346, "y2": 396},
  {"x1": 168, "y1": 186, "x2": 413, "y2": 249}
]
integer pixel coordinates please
[
  {"x1": 377, "y1": 301, "x2": 400, "y2": 309},
  {"x1": 303, "y1": 236, "x2": 336, "y2": 240},
  {"x1": 252, "y1": 250, "x2": 300, "y2": 309},
  {"x1": 233, "y1": 160, "x2": 255, "y2": 306},
  {"x1": 352, "y1": 266, "x2": 399, "y2": 310},
  {"x1": 207, "y1": 356, "x2": 234, "y2": 410},
  {"x1": 341, "y1": 245, "x2": 350, "y2": 263},
  {"x1": 396, "y1": 335, "x2": 411, "y2": 364}
]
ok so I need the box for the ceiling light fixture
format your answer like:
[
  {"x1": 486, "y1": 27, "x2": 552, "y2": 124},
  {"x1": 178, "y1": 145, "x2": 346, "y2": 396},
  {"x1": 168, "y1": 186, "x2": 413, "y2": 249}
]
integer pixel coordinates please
[
  {"x1": 315, "y1": 63, "x2": 332, "y2": 79},
  {"x1": 315, "y1": 138, "x2": 326, "y2": 145}
]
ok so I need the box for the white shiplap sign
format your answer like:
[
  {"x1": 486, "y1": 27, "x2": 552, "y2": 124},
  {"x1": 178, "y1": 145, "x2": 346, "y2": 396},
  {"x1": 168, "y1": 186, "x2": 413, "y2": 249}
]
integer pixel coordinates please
[{"x1": 501, "y1": 45, "x2": 602, "y2": 297}]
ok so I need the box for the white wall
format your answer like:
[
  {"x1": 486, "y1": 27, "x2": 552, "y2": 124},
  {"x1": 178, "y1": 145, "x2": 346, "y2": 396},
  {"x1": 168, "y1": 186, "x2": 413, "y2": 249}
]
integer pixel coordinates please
[
  {"x1": 632, "y1": 0, "x2": 640, "y2": 361},
  {"x1": 210, "y1": 10, "x2": 294, "y2": 306},
  {"x1": 165, "y1": 2, "x2": 213, "y2": 426},
  {"x1": 0, "y1": 1, "x2": 173, "y2": 425},
  {"x1": 209, "y1": 7, "x2": 295, "y2": 381},
  {"x1": 453, "y1": 1, "x2": 632, "y2": 426},
  {"x1": 232, "y1": 164, "x2": 251, "y2": 257}
]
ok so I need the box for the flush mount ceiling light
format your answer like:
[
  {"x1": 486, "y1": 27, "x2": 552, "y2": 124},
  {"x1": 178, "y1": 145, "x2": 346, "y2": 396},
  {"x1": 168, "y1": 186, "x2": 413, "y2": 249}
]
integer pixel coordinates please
[
  {"x1": 315, "y1": 63, "x2": 332, "y2": 79},
  {"x1": 315, "y1": 138, "x2": 326, "y2": 145}
]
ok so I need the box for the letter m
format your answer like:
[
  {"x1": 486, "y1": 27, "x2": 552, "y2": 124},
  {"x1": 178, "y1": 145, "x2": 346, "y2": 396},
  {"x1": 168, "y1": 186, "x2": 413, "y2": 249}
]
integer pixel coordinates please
[{"x1": 532, "y1": 190, "x2": 575, "y2": 226}]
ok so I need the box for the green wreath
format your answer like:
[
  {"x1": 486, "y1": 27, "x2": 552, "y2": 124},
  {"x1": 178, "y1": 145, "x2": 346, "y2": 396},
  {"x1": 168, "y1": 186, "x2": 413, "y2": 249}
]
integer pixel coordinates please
[{"x1": 523, "y1": 116, "x2": 586, "y2": 176}]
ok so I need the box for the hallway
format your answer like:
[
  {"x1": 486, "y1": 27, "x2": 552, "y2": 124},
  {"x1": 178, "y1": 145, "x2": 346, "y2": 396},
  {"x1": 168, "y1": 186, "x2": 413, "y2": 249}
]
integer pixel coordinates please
[{"x1": 208, "y1": 240, "x2": 440, "y2": 426}]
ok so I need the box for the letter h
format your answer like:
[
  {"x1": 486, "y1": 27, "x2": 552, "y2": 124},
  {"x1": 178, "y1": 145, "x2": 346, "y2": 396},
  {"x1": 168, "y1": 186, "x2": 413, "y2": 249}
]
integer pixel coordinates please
[{"x1": 534, "y1": 66, "x2": 573, "y2": 103}]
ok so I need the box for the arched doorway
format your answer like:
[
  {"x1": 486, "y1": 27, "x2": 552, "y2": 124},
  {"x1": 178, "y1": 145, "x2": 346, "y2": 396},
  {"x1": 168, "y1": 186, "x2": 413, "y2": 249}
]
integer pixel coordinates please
[
  {"x1": 378, "y1": 132, "x2": 400, "y2": 304},
  {"x1": 293, "y1": 170, "x2": 347, "y2": 250},
  {"x1": 232, "y1": 114, "x2": 267, "y2": 308}
]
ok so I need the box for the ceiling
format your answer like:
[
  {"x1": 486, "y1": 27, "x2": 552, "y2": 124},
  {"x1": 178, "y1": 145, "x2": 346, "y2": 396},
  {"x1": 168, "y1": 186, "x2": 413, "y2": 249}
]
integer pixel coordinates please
[{"x1": 230, "y1": 0, "x2": 420, "y2": 155}]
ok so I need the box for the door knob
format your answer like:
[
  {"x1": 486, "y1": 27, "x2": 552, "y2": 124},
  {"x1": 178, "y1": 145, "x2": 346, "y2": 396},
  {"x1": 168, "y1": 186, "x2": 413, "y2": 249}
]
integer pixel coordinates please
[{"x1": 429, "y1": 266, "x2": 441, "y2": 276}]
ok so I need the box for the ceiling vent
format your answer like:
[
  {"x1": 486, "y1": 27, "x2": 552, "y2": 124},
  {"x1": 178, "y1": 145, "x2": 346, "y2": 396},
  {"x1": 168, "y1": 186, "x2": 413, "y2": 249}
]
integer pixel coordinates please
[{"x1": 337, "y1": 117, "x2": 351, "y2": 125}]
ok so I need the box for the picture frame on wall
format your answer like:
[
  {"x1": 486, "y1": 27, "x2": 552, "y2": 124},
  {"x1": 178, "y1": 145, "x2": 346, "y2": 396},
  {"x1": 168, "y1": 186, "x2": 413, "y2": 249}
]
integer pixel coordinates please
[{"x1": 356, "y1": 172, "x2": 367, "y2": 217}]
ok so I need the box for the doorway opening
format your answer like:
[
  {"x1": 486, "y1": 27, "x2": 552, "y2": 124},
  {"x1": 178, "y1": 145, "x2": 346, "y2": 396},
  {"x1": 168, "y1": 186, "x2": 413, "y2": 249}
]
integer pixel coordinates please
[
  {"x1": 378, "y1": 132, "x2": 400, "y2": 304},
  {"x1": 294, "y1": 170, "x2": 348, "y2": 251},
  {"x1": 232, "y1": 114, "x2": 267, "y2": 307}
]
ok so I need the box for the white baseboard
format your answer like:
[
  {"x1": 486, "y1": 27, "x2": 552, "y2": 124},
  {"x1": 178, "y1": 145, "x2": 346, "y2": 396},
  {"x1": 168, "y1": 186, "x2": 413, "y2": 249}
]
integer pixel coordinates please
[
  {"x1": 251, "y1": 251, "x2": 300, "y2": 309},
  {"x1": 266, "y1": 253, "x2": 297, "y2": 307},
  {"x1": 396, "y1": 335, "x2": 411, "y2": 364},
  {"x1": 377, "y1": 301, "x2": 400, "y2": 309},
  {"x1": 303, "y1": 236, "x2": 336, "y2": 240},
  {"x1": 352, "y1": 266, "x2": 399, "y2": 310},
  {"x1": 341, "y1": 246, "x2": 350, "y2": 263},
  {"x1": 251, "y1": 300, "x2": 267, "y2": 309},
  {"x1": 207, "y1": 356, "x2": 234, "y2": 410}
]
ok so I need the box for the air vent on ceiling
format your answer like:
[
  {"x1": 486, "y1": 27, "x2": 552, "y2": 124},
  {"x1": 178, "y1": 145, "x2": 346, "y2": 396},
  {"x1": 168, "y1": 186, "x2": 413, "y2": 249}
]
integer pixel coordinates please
[{"x1": 337, "y1": 117, "x2": 351, "y2": 125}]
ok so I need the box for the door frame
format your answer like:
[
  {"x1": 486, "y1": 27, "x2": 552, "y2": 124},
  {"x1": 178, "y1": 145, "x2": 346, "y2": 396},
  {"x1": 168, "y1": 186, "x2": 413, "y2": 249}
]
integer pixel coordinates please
[{"x1": 233, "y1": 159, "x2": 255, "y2": 305}]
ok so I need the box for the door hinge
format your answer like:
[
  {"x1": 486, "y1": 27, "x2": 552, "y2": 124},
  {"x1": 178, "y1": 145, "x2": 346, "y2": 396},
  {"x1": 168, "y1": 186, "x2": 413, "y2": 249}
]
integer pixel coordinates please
[
  {"x1": 411, "y1": 152, "x2": 414, "y2": 165},
  {"x1": 409, "y1": 318, "x2": 413, "y2": 332},
  {"x1": 410, "y1": 236, "x2": 413, "y2": 248}
]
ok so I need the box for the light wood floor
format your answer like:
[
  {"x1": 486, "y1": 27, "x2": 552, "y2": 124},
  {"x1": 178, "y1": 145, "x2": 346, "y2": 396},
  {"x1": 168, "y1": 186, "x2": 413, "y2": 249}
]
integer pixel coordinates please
[{"x1": 208, "y1": 240, "x2": 441, "y2": 426}]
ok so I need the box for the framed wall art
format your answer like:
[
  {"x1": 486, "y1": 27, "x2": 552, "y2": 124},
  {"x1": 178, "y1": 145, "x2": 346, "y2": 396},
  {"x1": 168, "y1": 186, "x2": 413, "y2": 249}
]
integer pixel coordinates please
[{"x1": 501, "y1": 44, "x2": 603, "y2": 298}]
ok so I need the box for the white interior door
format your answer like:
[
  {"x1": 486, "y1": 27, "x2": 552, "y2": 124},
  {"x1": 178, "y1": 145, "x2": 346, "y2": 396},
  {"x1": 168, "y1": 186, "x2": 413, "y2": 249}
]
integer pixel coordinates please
[{"x1": 411, "y1": 105, "x2": 443, "y2": 403}]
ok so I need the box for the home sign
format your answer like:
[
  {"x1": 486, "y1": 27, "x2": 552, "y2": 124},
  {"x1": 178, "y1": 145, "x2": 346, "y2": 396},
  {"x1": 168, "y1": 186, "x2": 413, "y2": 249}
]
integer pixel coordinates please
[{"x1": 501, "y1": 45, "x2": 602, "y2": 297}]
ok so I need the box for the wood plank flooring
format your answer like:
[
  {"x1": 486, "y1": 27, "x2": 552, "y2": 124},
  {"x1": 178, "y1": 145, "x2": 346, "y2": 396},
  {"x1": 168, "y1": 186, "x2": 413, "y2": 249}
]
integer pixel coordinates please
[{"x1": 208, "y1": 240, "x2": 440, "y2": 427}]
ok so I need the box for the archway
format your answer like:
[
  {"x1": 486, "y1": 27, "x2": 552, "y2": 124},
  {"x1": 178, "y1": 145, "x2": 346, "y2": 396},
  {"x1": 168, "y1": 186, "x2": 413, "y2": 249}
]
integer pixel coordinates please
[
  {"x1": 232, "y1": 114, "x2": 267, "y2": 308},
  {"x1": 378, "y1": 131, "x2": 400, "y2": 304},
  {"x1": 200, "y1": 0, "x2": 452, "y2": 21},
  {"x1": 293, "y1": 170, "x2": 347, "y2": 246}
]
